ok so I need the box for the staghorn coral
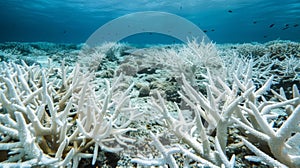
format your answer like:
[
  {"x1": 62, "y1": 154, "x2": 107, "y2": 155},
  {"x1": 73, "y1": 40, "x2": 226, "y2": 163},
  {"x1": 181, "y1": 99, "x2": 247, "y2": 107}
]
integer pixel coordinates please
[
  {"x1": 144, "y1": 39, "x2": 225, "y2": 86},
  {"x1": 79, "y1": 42, "x2": 132, "y2": 72},
  {"x1": 0, "y1": 60, "x2": 139, "y2": 167},
  {"x1": 219, "y1": 40, "x2": 300, "y2": 90},
  {"x1": 0, "y1": 40, "x2": 300, "y2": 167},
  {"x1": 132, "y1": 59, "x2": 300, "y2": 167}
]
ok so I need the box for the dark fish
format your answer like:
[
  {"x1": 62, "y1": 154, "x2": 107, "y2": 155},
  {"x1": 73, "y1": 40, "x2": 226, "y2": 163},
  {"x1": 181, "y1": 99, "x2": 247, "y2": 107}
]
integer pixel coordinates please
[
  {"x1": 211, "y1": 29, "x2": 215, "y2": 32},
  {"x1": 264, "y1": 35, "x2": 268, "y2": 38},
  {"x1": 253, "y1": 21, "x2": 257, "y2": 24},
  {"x1": 294, "y1": 24, "x2": 299, "y2": 27},
  {"x1": 282, "y1": 27, "x2": 289, "y2": 30},
  {"x1": 269, "y1": 24, "x2": 275, "y2": 28},
  {"x1": 203, "y1": 30, "x2": 208, "y2": 33},
  {"x1": 228, "y1": 10, "x2": 233, "y2": 13}
]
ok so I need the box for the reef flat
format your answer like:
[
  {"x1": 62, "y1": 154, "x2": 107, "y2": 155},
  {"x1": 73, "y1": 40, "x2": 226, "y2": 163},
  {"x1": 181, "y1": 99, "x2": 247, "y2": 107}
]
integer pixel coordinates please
[{"x1": 0, "y1": 40, "x2": 299, "y2": 167}]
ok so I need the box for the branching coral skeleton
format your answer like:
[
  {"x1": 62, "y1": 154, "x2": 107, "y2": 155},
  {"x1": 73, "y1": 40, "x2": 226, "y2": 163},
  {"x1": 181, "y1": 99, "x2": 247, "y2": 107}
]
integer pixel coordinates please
[
  {"x1": 0, "y1": 41, "x2": 299, "y2": 167},
  {"x1": 0, "y1": 61, "x2": 139, "y2": 167},
  {"x1": 133, "y1": 59, "x2": 299, "y2": 167}
]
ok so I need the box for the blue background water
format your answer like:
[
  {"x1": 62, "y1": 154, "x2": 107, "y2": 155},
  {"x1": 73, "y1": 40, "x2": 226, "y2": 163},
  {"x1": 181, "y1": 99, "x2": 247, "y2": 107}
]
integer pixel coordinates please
[{"x1": 0, "y1": 0, "x2": 299, "y2": 44}]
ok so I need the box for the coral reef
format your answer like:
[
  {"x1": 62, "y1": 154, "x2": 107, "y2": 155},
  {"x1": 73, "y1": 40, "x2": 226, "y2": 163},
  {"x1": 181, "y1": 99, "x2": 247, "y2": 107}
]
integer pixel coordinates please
[
  {"x1": 133, "y1": 62, "x2": 299, "y2": 167},
  {"x1": 0, "y1": 40, "x2": 299, "y2": 167},
  {"x1": 0, "y1": 60, "x2": 139, "y2": 167}
]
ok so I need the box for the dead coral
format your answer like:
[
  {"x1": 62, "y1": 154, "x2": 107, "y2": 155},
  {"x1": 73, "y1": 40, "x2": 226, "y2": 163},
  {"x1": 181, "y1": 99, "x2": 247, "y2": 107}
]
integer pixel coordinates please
[{"x1": 0, "y1": 60, "x2": 139, "y2": 167}]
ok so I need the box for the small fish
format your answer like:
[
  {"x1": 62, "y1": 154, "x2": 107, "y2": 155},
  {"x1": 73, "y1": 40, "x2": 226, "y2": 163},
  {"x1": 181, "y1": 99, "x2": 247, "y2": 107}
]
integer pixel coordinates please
[
  {"x1": 211, "y1": 29, "x2": 215, "y2": 32},
  {"x1": 269, "y1": 24, "x2": 275, "y2": 28},
  {"x1": 253, "y1": 21, "x2": 257, "y2": 24},
  {"x1": 228, "y1": 10, "x2": 233, "y2": 13},
  {"x1": 294, "y1": 24, "x2": 299, "y2": 27},
  {"x1": 203, "y1": 30, "x2": 208, "y2": 33}
]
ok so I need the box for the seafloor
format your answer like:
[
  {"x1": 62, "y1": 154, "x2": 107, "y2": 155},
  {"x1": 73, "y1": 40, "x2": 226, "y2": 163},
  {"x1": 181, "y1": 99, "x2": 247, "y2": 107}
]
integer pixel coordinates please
[{"x1": 0, "y1": 40, "x2": 299, "y2": 167}]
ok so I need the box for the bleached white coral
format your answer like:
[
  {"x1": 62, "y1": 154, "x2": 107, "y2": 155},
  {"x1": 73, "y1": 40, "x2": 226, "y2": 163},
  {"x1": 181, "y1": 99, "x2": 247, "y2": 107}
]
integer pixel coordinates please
[
  {"x1": 0, "y1": 60, "x2": 139, "y2": 167},
  {"x1": 74, "y1": 73, "x2": 142, "y2": 164},
  {"x1": 144, "y1": 39, "x2": 225, "y2": 85},
  {"x1": 133, "y1": 58, "x2": 299, "y2": 167}
]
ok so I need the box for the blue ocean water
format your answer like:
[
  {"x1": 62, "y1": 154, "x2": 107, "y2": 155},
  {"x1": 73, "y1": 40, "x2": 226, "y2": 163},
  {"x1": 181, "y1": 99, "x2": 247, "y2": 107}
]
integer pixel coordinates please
[{"x1": 0, "y1": 0, "x2": 299, "y2": 44}]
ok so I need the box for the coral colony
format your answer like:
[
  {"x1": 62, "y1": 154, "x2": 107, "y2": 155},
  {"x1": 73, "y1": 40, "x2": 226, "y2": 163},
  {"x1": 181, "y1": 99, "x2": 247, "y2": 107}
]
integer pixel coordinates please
[{"x1": 0, "y1": 40, "x2": 299, "y2": 167}]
